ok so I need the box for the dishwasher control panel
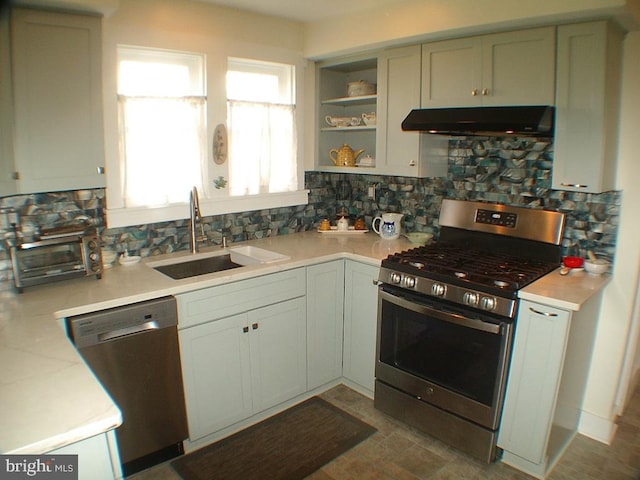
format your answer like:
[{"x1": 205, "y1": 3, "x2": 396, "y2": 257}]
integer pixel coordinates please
[{"x1": 67, "y1": 296, "x2": 177, "y2": 348}]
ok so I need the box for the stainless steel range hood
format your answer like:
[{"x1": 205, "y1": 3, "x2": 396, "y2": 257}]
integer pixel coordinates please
[{"x1": 401, "y1": 106, "x2": 555, "y2": 137}]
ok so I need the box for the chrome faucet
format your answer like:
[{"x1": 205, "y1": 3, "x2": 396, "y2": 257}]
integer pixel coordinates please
[{"x1": 189, "y1": 186, "x2": 204, "y2": 253}]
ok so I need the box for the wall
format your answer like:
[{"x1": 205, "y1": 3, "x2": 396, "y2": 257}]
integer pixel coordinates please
[
  {"x1": 303, "y1": 0, "x2": 639, "y2": 59},
  {"x1": 580, "y1": 30, "x2": 640, "y2": 441},
  {"x1": 100, "y1": 0, "x2": 308, "y2": 218},
  {"x1": 0, "y1": 137, "x2": 621, "y2": 289}
]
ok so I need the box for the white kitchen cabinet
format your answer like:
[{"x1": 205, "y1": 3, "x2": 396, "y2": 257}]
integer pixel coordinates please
[
  {"x1": 177, "y1": 269, "x2": 307, "y2": 441},
  {"x1": 499, "y1": 294, "x2": 602, "y2": 478},
  {"x1": 376, "y1": 45, "x2": 448, "y2": 178},
  {"x1": 552, "y1": 21, "x2": 623, "y2": 193},
  {"x1": 178, "y1": 312, "x2": 253, "y2": 440},
  {"x1": 421, "y1": 27, "x2": 555, "y2": 107},
  {"x1": 0, "y1": 14, "x2": 15, "y2": 196},
  {"x1": 343, "y1": 261, "x2": 379, "y2": 396},
  {"x1": 249, "y1": 297, "x2": 307, "y2": 412},
  {"x1": 306, "y1": 261, "x2": 345, "y2": 390},
  {"x1": 316, "y1": 55, "x2": 377, "y2": 173},
  {"x1": 48, "y1": 429, "x2": 122, "y2": 480},
  {"x1": 5, "y1": 8, "x2": 105, "y2": 195}
]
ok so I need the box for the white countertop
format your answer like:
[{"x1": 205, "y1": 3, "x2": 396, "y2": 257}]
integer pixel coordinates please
[
  {"x1": 0, "y1": 231, "x2": 410, "y2": 455},
  {"x1": 519, "y1": 266, "x2": 611, "y2": 311},
  {"x1": 0, "y1": 231, "x2": 610, "y2": 455}
]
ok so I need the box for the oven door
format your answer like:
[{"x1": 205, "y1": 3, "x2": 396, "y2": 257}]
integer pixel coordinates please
[{"x1": 375, "y1": 286, "x2": 514, "y2": 430}]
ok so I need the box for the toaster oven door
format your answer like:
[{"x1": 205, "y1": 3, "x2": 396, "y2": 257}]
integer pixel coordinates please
[{"x1": 11, "y1": 238, "x2": 98, "y2": 291}]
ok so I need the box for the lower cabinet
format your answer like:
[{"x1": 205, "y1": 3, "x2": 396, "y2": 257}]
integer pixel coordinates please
[
  {"x1": 48, "y1": 429, "x2": 122, "y2": 480},
  {"x1": 306, "y1": 261, "x2": 345, "y2": 390},
  {"x1": 498, "y1": 295, "x2": 602, "y2": 478},
  {"x1": 177, "y1": 269, "x2": 307, "y2": 441},
  {"x1": 176, "y1": 261, "x2": 381, "y2": 442},
  {"x1": 343, "y1": 261, "x2": 379, "y2": 395}
]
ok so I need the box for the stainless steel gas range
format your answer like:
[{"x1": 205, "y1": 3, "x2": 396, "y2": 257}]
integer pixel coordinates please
[{"x1": 374, "y1": 199, "x2": 566, "y2": 463}]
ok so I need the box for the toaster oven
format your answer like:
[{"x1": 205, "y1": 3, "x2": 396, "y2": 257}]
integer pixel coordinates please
[{"x1": 9, "y1": 230, "x2": 103, "y2": 292}]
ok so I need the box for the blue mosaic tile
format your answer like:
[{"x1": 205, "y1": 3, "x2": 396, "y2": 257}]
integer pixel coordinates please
[{"x1": 0, "y1": 135, "x2": 622, "y2": 288}]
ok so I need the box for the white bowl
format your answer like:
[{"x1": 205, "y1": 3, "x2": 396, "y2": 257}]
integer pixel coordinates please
[
  {"x1": 584, "y1": 259, "x2": 610, "y2": 275},
  {"x1": 101, "y1": 250, "x2": 118, "y2": 268},
  {"x1": 119, "y1": 254, "x2": 141, "y2": 266},
  {"x1": 405, "y1": 232, "x2": 434, "y2": 245}
]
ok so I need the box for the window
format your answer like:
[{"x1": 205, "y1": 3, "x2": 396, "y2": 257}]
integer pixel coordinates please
[
  {"x1": 226, "y1": 58, "x2": 297, "y2": 196},
  {"x1": 117, "y1": 46, "x2": 206, "y2": 208}
]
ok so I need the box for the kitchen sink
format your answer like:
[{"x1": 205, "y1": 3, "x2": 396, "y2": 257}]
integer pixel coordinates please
[
  {"x1": 152, "y1": 254, "x2": 242, "y2": 280},
  {"x1": 149, "y1": 246, "x2": 289, "y2": 280}
]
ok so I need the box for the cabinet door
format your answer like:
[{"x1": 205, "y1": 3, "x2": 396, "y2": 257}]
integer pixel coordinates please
[
  {"x1": 179, "y1": 314, "x2": 252, "y2": 441},
  {"x1": 553, "y1": 21, "x2": 623, "y2": 193},
  {"x1": 421, "y1": 37, "x2": 482, "y2": 107},
  {"x1": 11, "y1": 8, "x2": 105, "y2": 194},
  {"x1": 306, "y1": 261, "x2": 345, "y2": 390},
  {"x1": 482, "y1": 27, "x2": 555, "y2": 106},
  {"x1": 249, "y1": 297, "x2": 307, "y2": 413},
  {"x1": 377, "y1": 45, "x2": 422, "y2": 176},
  {"x1": 0, "y1": 15, "x2": 16, "y2": 196},
  {"x1": 343, "y1": 261, "x2": 379, "y2": 394},
  {"x1": 498, "y1": 300, "x2": 571, "y2": 464}
]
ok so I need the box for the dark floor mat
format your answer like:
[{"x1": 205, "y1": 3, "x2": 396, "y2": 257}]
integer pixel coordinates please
[{"x1": 171, "y1": 396, "x2": 376, "y2": 480}]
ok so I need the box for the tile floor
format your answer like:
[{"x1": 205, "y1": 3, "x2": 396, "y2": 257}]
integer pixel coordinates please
[{"x1": 131, "y1": 383, "x2": 640, "y2": 480}]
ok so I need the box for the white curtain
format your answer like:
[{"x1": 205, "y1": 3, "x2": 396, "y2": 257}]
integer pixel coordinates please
[
  {"x1": 227, "y1": 99, "x2": 297, "y2": 196},
  {"x1": 118, "y1": 95, "x2": 206, "y2": 207}
]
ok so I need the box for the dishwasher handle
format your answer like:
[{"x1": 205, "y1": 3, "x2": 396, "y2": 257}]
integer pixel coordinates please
[{"x1": 98, "y1": 320, "x2": 160, "y2": 342}]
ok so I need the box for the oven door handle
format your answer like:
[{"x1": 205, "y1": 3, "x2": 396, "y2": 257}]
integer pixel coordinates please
[{"x1": 380, "y1": 289, "x2": 502, "y2": 335}]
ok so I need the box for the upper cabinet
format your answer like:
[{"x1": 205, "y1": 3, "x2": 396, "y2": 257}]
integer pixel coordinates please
[
  {"x1": 552, "y1": 21, "x2": 623, "y2": 193},
  {"x1": 1, "y1": 8, "x2": 105, "y2": 197},
  {"x1": 316, "y1": 55, "x2": 378, "y2": 173},
  {"x1": 314, "y1": 48, "x2": 447, "y2": 178},
  {"x1": 421, "y1": 27, "x2": 556, "y2": 107},
  {"x1": 376, "y1": 45, "x2": 447, "y2": 178}
]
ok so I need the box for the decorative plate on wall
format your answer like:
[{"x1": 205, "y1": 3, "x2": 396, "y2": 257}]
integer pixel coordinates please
[{"x1": 213, "y1": 124, "x2": 227, "y2": 165}]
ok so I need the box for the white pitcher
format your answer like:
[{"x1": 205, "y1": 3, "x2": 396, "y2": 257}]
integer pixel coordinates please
[{"x1": 372, "y1": 213, "x2": 404, "y2": 240}]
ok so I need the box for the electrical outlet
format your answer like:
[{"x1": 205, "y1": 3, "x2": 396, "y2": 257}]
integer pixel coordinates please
[{"x1": 368, "y1": 184, "x2": 376, "y2": 200}]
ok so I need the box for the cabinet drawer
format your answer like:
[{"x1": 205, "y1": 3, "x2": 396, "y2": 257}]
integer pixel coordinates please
[{"x1": 177, "y1": 268, "x2": 306, "y2": 329}]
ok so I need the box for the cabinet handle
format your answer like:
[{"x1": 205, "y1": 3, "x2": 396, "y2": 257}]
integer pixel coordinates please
[
  {"x1": 560, "y1": 183, "x2": 589, "y2": 188},
  {"x1": 409, "y1": 160, "x2": 416, "y2": 166},
  {"x1": 481, "y1": 88, "x2": 489, "y2": 96},
  {"x1": 96, "y1": 166, "x2": 105, "y2": 174},
  {"x1": 12, "y1": 171, "x2": 20, "y2": 180},
  {"x1": 242, "y1": 326, "x2": 249, "y2": 333},
  {"x1": 252, "y1": 323, "x2": 259, "y2": 330},
  {"x1": 471, "y1": 88, "x2": 479, "y2": 96},
  {"x1": 529, "y1": 306, "x2": 558, "y2": 317}
]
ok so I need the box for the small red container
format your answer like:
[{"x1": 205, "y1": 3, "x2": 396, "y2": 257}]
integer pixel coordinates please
[{"x1": 563, "y1": 256, "x2": 584, "y2": 268}]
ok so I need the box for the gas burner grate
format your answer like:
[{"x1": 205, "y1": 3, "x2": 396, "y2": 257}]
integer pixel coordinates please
[{"x1": 383, "y1": 244, "x2": 558, "y2": 292}]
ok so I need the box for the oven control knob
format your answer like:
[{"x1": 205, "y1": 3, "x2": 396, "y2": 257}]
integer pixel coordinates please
[
  {"x1": 480, "y1": 296, "x2": 497, "y2": 311},
  {"x1": 430, "y1": 283, "x2": 446, "y2": 297},
  {"x1": 463, "y1": 292, "x2": 479, "y2": 306},
  {"x1": 390, "y1": 272, "x2": 402, "y2": 284},
  {"x1": 402, "y1": 276, "x2": 416, "y2": 288}
]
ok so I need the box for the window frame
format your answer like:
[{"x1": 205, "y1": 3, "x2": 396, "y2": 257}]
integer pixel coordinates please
[{"x1": 105, "y1": 46, "x2": 308, "y2": 229}]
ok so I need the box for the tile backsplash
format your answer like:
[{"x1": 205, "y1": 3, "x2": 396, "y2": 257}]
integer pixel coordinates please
[{"x1": 0, "y1": 136, "x2": 620, "y2": 288}]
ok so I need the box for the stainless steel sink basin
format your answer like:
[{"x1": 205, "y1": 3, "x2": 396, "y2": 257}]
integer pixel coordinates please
[
  {"x1": 152, "y1": 254, "x2": 242, "y2": 280},
  {"x1": 148, "y1": 246, "x2": 289, "y2": 280}
]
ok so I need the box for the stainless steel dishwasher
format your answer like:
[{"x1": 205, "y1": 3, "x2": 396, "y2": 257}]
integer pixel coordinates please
[{"x1": 67, "y1": 296, "x2": 188, "y2": 476}]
